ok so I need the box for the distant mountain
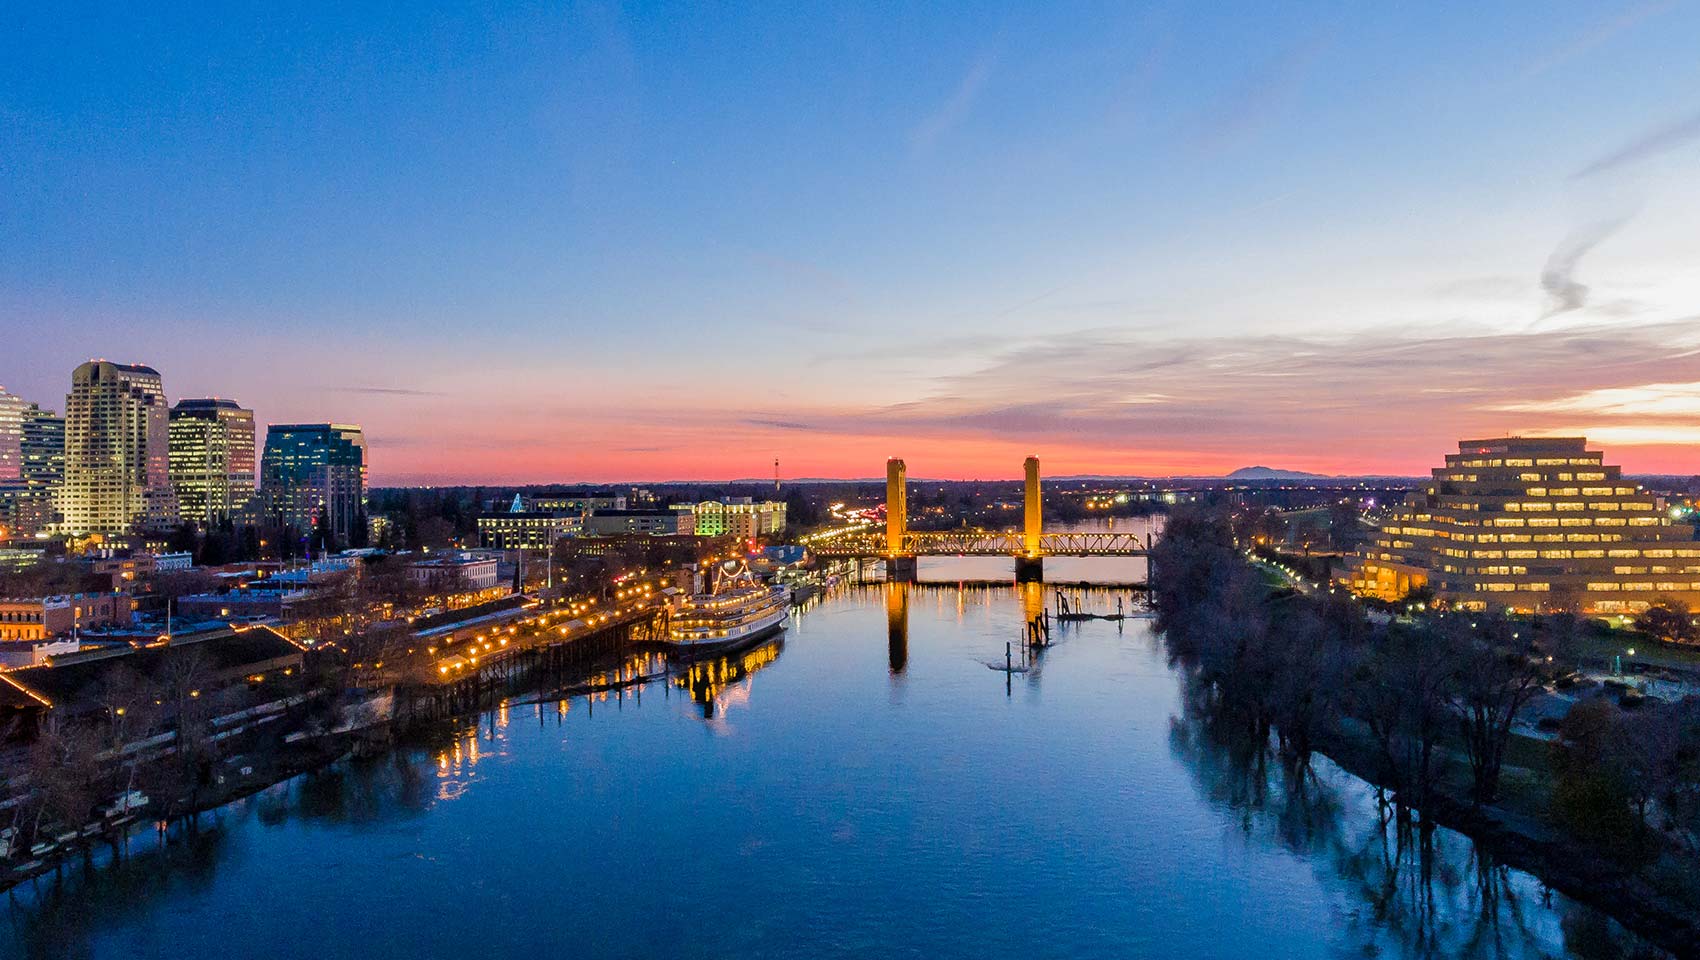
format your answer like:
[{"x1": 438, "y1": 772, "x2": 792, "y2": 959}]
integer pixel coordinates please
[{"x1": 1224, "y1": 466, "x2": 1331, "y2": 481}]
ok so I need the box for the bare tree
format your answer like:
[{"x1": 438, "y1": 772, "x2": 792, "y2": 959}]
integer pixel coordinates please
[
  {"x1": 1443, "y1": 615, "x2": 1545, "y2": 804},
  {"x1": 1604, "y1": 706, "x2": 1679, "y2": 849},
  {"x1": 1350, "y1": 623, "x2": 1453, "y2": 810},
  {"x1": 1664, "y1": 698, "x2": 1700, "y2": 856},
  {"x1": 1638, "y1": 596, "x2": 1697, "y2": 645},
  {"x1": 26, "y1": 718, "x2": 107, "y2": 848},
  {"x1": 154, "y1": 648, "x2": 215, "y2": 812}
]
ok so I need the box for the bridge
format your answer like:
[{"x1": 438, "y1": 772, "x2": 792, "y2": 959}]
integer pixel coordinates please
[{"x1": 809, "y1": 456, "x2": 1149, "y2": 581}]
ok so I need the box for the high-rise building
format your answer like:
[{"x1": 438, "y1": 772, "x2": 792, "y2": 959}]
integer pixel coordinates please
[
  {"x1": 0, "y1": 387, "x2": 24, "y2": 482},
  {"x1": 260, "y1": 423, "x2": 367, "y2": 545},
  {"x1": 0, "y1": 387, "x2": 27, "y2": 539},
  {"x1": 21, "y1": 404, "x2": 65, "y2": 491},
  {"x1": 169, "y1": 399, "x2": 256, "y2": 526},
  {"x1": 60, "y1": 361, "x2": 177, "y2": 536},
  {"x1": 1348, "y1": 437, "x2": 1700, "y2": 614},
  {"x1": 1, "y1": 403, "x2": 68, "y2": 536}
]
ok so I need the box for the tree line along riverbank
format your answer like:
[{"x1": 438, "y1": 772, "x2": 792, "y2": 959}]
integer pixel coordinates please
[{"x1": 1150, "y1": 505, "x2": 1700, "y2": 958}]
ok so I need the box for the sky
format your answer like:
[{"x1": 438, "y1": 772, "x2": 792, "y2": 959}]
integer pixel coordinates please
[{"x1": 4, "y1": 1, "x2": 1700, "y2": 484}]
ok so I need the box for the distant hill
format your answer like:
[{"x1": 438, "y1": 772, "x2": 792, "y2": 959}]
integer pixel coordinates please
[{"x1": 1224, "y1": 466, "x2": 1331, "y2": 481}]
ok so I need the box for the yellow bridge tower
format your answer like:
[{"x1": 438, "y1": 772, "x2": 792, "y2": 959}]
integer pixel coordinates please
[
  {"x1": 1015, "y1": 455, "x2": 1044, "y2": 581},
  {"x1": 886, "y1": 458, "x2": 917, "y2": 581}
]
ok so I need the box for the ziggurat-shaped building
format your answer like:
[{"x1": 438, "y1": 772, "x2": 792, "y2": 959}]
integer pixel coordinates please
[{"x1": 1349, "y1": 437, "x2": 1700, "y2": 614}]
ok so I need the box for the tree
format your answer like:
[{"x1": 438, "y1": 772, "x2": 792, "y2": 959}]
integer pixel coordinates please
[
  {"x1": 1326, "y1": 499, "x2": 1364, "y2": 551},
  {"x1": 313, "y1": 505, "x2": 335, "y2": 554},
  {"x1": 1540, "y1": 607, "x2": 1589, "y2": 675},
  {"x1": 1442, "y1": 615, "x2": 1544, "y2": 804},
  {"x1": 415, "y1": 516, "x2": 457, "y2": 550},
  {"x1": 1664, "y1": 698, "x2": 1700, "y2": 856},
  {"x1": 154, "y1": 648, "x2": 215, "y2": 812},
  {"x1": 1637, "y1": 596, "x2": 1697, "y2": 645},
  {"x1": 1266, "y1": 596, "x2": 1358, "y2": 766},
  {"x1": 1349, "y1": 622, "x2": 1454, "y2": 810},
  {"x1": 1551, "y1": 698, "x2": 1639, "y2": 850},
  {"x1": 166, "y1": 521, "x2": 201, "y2": 555},
  {"x1": 0, "y1": 560, "x2": 109, "y2": 598},
  {"x1": 358, "y1": 554, "x2": 425, "y2": 612},
  {"x1": 27, "y1": 720, "x2": 107, "y2": 846},
  {"x1": 1604, "y1": 706, "x2": 1678, "y2": 849}
]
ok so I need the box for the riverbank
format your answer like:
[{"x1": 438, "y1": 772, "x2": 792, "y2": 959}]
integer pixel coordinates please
[
  {"x1": 1155, "y1": 510, "x2": 1700, "y2": 958},
  {"x1": 1311, "y1": 714, "x2": 1700, "y2": 957}
]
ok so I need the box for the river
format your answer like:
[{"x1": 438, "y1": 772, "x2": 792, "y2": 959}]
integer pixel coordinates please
[{"x1": 0, "y1": 560, "x2": 1667, "y2": 959}]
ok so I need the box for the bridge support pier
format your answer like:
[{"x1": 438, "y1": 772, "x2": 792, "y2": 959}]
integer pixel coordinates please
[
  {"x1": 886, "y1": 555, "x2": 919, "y2": 582},
  {"x1": 1014, "y1": 555, "x2": 1044, "y2": 583}
]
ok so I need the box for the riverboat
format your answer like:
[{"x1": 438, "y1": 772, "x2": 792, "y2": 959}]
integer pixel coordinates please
[{"x1": 663, "y1": 563, "x2": 789, "y2": 659}]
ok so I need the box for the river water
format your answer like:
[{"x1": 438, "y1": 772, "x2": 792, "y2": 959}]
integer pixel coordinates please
[{"x1": 0, "y1": 559, "x2": 1666, "y2": 959}]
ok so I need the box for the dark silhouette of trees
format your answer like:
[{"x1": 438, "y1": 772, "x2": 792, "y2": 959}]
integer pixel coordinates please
[
  {"x1": 0, "y1": 561, "x2": 109, "y2": 598},
  {"x1": 1638, "y1": 597, "x2": 1697, "y2": 645},
  {"x1": 26, "y1": 719, "x2": 106, "y2": 845},
  {"x1": 154, "y1": 649, "x2": 215, "y2": 814},
  {"x1": 312, "y1": 505, "x2": 335, "y2": 554},
  {"x1": 1349, "y1": 622, "x2": 1453, "y2": 810},
  {"x1": 1441, "y1": 614, "x2": 1544, "y2": 804}
]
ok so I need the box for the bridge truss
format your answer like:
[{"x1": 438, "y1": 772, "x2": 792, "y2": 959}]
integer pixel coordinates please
[{"x1": 811, "y1": 529, "x2": 1148, "y2": 558}]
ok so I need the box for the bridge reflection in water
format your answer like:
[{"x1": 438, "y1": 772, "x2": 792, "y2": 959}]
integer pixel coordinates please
[
  {"x1": 885, "y1": 583, "x2": 908, "y2": 676},
  {"x1": 879, "y1": 580, "x2": 1058, "y2": 686}
]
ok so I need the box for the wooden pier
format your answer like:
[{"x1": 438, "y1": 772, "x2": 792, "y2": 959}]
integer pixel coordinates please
[{"x1": 398, "y1": 602, "x2": 669, "y2": 722}]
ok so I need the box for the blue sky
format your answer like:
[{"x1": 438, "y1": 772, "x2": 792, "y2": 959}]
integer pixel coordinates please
[{"x1": 5, "y1": 2, "x2": 1700, "y2": 481}]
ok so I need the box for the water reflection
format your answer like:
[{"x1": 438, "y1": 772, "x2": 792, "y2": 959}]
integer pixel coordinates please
[
  {"x1": 1, "y1": 747, "x2": 445, "y2": 959},
  {"x1": 1167, "y1": 668, "x2": 1668, "y2": 960},
  {"x1": 885, "y1": 582, "x2": 908, "y2": 676},
  {"x1": 0, "y1": 579, "x2": 1674, "y2": 960},
  {"x1": 671, "y1": 637, "x2": 784, "y2": 719}
]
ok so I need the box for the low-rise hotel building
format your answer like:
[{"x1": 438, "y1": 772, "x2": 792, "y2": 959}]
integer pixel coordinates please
[
  {"x1": 1348, "y1": 437, "x2": 1700, "y2": 614},
  {"x1": 672, "y1": 499, "x2": 787, "y2": 538}
]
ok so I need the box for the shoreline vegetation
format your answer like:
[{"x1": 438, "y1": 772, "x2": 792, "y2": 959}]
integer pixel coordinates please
[{"x1": 1151, "y1": 505, "x2": 1700, "y2": 958}]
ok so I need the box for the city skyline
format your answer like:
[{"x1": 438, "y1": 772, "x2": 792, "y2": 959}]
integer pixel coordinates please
[{"x1": 7, "y1": 4, "x2": 1700, "y2": 482}]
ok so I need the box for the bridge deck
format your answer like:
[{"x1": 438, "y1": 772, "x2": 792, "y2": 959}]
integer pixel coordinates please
[{"x1": 811, "y1": 530, "x2": 1147, "y2": 558}]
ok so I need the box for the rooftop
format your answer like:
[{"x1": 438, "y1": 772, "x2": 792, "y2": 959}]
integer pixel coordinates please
[
  {"x1": 1, "y1": 626, "x2": 304, "y2": 709},
  {"x1": 171, "y1": 398, "x2": 249, "y2": 413}
]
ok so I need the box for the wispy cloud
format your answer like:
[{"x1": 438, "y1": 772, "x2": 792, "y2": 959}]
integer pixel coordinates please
[
  {"x1": 1519, "y1": 0, "x2": 1676, "y2": 80},
  {"x1": 1573, "y1": 105, "x2": 1700, "y2": 179},
  {"x1": 1538, "y1": 215, "x2": 1632, "y2": 318},
  {"x1": 912, "y1": 51, "x2": 997, "y2": 154},
  {"x1": 335, "y1": 386, "x2": 443, "y2": 397},
  {"x1": 743, "y1": 417, "x2": 819, "y2": 431},
  {"x1": 1496, "y1": 381, "x2": 1700, "y2": 418},
  {"x1": 1187, "y1": 34, "x2": 1329, "y2": 155},
  {"x1": 742, "y1": 318, "x2": 1700, "y2": 470}
]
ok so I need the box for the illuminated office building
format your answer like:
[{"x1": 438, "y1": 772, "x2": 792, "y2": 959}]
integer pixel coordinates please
[
  {"x1": 169, "y1": 399, "x2": 257, "y2": 526},
  {"x1": 1349, "y1": 437, "x2": 1700, "y2": 613},
  {"x1": 0, "y1": 387, "x2": 22, "y2": 482},
  {"x1": 673, "y1": 498, "x2": 787, "y2": 538},
  {"x1": 260, "y1": 424, "x2": 367, "y2": 545},
  {"x1": 21, "y1": 404, "x2": 64, "y2": 492},
  {"x1": 477, "y1": 512, "x2": 581, "y2": 550},
  {"x1": 60, "y1": 362, "x2": 177, "y2": 535},
  {"x1": 1, "y1": 402, "x2": 67, "y2": 536}
]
